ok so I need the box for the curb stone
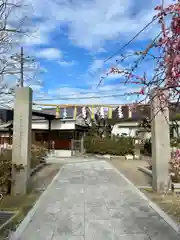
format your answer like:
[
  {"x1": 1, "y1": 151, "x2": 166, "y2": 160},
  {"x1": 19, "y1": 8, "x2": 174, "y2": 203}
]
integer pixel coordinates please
[
  {"x1": 30, "y1": 162, "x2": 47, "y2": 176},
  {"x1": 0, "y1": 211, "x2": 19, "y2": 232},
  {"x1": 138, "y1": 165, "x2": 152, "y2": 177}
]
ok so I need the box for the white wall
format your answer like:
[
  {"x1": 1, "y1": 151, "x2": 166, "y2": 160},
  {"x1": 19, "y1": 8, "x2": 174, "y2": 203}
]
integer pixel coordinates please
[
  {"x1": 112, "y1": 122, "x2": 151, "y2": 139},
  {"x1": 112, "y1": 120, "x2": 180, "y2": 139},
  {"x1": 32, "y1": 119, "x2": 76, "y2": 130},
  {"x1": 51, "y1": 150, "x2": 72, "y2": 157},
  {"x1": 112, "y1": 125, "x2": 138, "y2": 137}
]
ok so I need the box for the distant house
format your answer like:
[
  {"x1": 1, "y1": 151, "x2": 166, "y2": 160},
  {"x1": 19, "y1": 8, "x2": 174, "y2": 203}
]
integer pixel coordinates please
[
  {"x1": 110, "y1": 104, "x2": 180, "y2": 138},
  {"x1": 32, "y1": 107, "x2": 91, "y2": 157},
  {"x1": 0, "y1": 107, "x2": 91, "y2": 157}
]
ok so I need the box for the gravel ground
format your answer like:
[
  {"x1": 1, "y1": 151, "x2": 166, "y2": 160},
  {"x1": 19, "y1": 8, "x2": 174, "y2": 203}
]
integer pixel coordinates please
[{"x1": 109, "y1": 158, "x2": 152, "y2": 187}]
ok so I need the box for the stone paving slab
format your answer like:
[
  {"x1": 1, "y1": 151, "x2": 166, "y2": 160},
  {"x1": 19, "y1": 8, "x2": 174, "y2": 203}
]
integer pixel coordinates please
[{"x1": 10, "y1": 160, "x2": 180, "y2": 240}]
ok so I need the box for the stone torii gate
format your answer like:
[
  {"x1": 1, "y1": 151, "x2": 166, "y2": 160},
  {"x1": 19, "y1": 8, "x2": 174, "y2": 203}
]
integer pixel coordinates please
[{"x1": 11, "y1": 87, "x2": 170, "y2": 195}]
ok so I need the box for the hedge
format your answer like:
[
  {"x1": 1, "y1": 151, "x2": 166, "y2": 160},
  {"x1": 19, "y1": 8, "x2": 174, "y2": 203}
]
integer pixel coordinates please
[
  {"x1": 85, "y1": 136, "x2": 134, "y2": 155},
  {"x1": 0, "y1": 144, "x2": 47, "y2": 195}
]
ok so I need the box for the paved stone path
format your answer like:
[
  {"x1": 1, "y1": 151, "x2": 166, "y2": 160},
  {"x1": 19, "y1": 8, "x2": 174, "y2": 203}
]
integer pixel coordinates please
[{"x1": 11, "y1": 160, "x2": 180, "y2": 240}]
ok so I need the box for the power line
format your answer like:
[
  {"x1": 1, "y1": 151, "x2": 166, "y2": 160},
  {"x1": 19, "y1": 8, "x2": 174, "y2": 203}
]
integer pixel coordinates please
[
  {"x1": 33, "y1": 102, "x2": 146, "y2": 108},
  {"x1": 34, "y1": 92, "x2": 140, "y2": 101},
  {"x1": 34, "y1": 84, "x2": 142, "y2": 101},
  {"x1": 97, "y1": 32, "x2": 161, "y2": 89},
  {"x1": 96, "y1": 16, "x2": 159, "y2": 88},
  {"x1": 103, "y1": 16, "x2": 158, "y2": 64}
]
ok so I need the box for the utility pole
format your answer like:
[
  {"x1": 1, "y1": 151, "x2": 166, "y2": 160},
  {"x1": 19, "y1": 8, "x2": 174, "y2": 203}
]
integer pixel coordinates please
[
  {"x1": 20, "y1": 46, "x2": 24, "y2": 87},
  {"x1": 10, "y1": 47, "x2": 35, "y2": 88}
]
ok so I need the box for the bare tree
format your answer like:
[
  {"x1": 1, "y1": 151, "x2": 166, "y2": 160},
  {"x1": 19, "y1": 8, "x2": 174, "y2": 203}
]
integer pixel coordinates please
[
  {"x1": 0, "y1": 0, "x2": 41, "y2": 108},
  {"x1": 0, "y1": 0, "x2": 31, "y2": 102}
]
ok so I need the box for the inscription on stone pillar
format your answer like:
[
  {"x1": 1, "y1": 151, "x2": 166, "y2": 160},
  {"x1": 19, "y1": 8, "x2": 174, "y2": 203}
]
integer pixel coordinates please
[{"x1": 11, "y1": 87, "x2": 32, "y2": 195}]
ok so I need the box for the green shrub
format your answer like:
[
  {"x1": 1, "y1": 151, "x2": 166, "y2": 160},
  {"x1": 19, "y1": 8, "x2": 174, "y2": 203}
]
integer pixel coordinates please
[
  {"x1": 0, "y1": 150, "x2": 12, "y2": 195},
  {"x1": 170, "y1": 137, "x2": 180, "y2": 148},
  {"x1": 31, "y1": 144, "x2": 47, "y2": 168},
  {"x1": 85, "y1": 136, "x2": 134, "y2": 155},
  {"x1": 0, "y1": 145, "x2": 47, "y2": 195}
]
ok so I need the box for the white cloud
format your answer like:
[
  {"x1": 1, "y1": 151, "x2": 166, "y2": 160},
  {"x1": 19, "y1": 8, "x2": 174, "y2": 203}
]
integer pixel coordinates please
[
  {"x1": 89, "y1": 59, "x2": 104, "y2": 73},
  {"x1": 23, "y1": 19, "x2": 58, "y2": 46},
  {"x1": 25, "y1": 0, "x2": 169, "y2": 50},
  {"x1": 23, "y1": 29, "x2": 48, "y2": 46},
  {"x1": 6, "y1": 0, "x2": 172, "y2": 108},
  {"x1": 39, "y1": 66, "x2": 48, "y2": 73},
  {"x1": 58, "y1": 60, "x2": 76, "y2": 67},
  {"x1": 85, "y1": 57, "x2": 127, "y2": 88},
  {"x1": 37, "y1": 48, "x2": 62, "y2": 60},
  {"x1": 34, "y1": 83, "x2": 140, "y2": 105}
]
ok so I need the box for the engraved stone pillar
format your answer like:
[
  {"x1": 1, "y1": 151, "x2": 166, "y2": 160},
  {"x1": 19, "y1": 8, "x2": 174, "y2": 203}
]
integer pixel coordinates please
[
  {"x1": 11, "y1": 87, "x2": 32, "y2": 195},
  {"x1": 151, "y1": 88, "x2": 170, "y2": 192}
]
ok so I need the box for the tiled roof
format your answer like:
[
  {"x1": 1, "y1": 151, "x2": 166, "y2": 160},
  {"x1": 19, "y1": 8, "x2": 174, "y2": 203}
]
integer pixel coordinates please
[{"x1": 0, "y1": 108, "x2": 56, "y2": 124}]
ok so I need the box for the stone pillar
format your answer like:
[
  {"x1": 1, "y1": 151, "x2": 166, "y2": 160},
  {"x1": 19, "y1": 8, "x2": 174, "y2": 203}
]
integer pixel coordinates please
[
  {"x1": 71, "y1": 139, "x2": 74, "y2": 156},
  {"x1": 151, "y1": 89, "x2": 170, "y2": 192},
  {"x1": 11, "y1": 87, "x2": 32, "y2": 195},
  {"x1": 32, "y1": 131, "x2": 35, "y2": 145},
  {"x1": 134, "y1": 146, "x2": 141, "y2": 160},
  {"x1": 81, "y1": 136, "x2": 84, "y2": 154}
]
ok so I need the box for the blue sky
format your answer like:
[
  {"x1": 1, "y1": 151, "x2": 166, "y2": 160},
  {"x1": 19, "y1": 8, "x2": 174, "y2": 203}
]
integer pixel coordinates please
[{"x1": 6, "y1": 0, "x2": 174, "y2": 106}]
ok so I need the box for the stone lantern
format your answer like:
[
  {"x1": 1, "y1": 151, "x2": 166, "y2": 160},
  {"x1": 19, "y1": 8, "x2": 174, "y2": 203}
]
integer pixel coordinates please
[{"x1": 134, "y1": 135, "x2": 144, "y2": 160}]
